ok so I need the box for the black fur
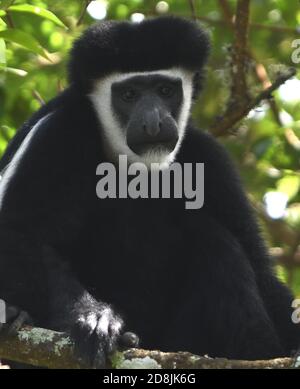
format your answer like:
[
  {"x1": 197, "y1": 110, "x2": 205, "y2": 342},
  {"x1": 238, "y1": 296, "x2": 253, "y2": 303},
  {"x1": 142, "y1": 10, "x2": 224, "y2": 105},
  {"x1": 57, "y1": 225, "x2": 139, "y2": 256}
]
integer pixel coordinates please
[
  {"x1": 0, "y1": 18, "x2": 299, "y2": 367},
  {"x1": 69, "y1": 16, "x2": 210, "y2": 95}
]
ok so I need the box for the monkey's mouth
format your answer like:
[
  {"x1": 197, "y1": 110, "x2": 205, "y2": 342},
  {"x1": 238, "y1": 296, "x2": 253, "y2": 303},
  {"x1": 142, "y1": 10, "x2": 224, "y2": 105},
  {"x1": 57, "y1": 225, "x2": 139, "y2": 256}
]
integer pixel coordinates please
[{"x1": 128, "y1": 138, "x2": 178, "y2": 156}]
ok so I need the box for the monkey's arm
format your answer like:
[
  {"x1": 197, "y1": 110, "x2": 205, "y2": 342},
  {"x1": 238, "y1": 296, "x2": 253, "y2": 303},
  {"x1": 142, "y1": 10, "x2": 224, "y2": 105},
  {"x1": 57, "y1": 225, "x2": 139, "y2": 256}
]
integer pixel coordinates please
[{"x1": 0, "y1": 108, "x2": 127, "y2": 367}]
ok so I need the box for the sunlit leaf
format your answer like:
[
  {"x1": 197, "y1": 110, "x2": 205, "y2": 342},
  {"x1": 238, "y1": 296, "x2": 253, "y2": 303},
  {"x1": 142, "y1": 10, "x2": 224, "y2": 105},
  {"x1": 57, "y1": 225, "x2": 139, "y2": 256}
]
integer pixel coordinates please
[
  {"x1": 0, "y1": 29, "x2": 49, "y2": 59},
  {"x1": 276, "y1": 265, "x2": 287, "y2": 284},
  {"x1": 0, "y1": 16, "x2": 6, "y2": 25},
  {"x1": 0, "y1": 10, "x2": 6, "y2": 16},
  {"x1": 8, "y1": 4, "x2": 67, "y2": 28},
  {"x1": 0, "y1": 65, "x2": 28, "y2": 76},
  {"x1": 116, "y1": 4, "x2": 129, "y2": 19},
  {"x1": 286, "y1": 203, "x2": 300, "y2": 229},
  {"x1": 0, "y1": 37, "x2": 5, "y2": 63},
  {"x1": 276, "y1": 175, "x2": 300, "y2": 200}
]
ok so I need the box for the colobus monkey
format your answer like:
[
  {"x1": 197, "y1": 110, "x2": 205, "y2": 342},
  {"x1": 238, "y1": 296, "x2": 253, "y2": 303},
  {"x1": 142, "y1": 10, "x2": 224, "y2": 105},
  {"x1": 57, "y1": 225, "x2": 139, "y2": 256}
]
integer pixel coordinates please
[{"x1": 0, "y1": 17, "x2": 299, "y2": 368}]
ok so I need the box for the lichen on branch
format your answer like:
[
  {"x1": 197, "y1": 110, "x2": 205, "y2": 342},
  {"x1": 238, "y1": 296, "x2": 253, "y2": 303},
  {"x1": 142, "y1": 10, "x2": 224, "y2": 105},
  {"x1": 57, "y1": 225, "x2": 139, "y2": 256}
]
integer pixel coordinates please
[{"x1": 0, "y1": 326, "x2": 299, "y2": 369}]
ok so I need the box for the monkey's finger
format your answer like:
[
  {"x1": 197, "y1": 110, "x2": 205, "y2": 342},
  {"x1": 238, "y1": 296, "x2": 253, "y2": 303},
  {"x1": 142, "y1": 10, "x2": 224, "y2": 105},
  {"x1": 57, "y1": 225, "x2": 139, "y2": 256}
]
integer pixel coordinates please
[
  {"x1": 119, "y1": 331, "x2": 140, "y2": 348},
  {"x1": 7, "y1": 310, "x2": 33, "y2": 336}
]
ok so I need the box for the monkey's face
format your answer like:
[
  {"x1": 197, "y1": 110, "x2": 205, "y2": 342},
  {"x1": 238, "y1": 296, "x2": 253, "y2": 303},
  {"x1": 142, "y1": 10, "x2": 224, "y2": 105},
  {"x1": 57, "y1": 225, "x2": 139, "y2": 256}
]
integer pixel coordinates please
[
  {"x1": 89, "y1": 68, "x2": 193, "y2": 166},
  {"x1": 111, "y1": 74, "x2": 182, "y2": 156}
]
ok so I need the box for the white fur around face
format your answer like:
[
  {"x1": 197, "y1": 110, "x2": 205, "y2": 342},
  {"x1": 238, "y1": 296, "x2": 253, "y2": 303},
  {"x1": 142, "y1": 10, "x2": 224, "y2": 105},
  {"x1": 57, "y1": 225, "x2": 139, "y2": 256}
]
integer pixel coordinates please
[{"x1": 89, "y1": 68, "x2": 193, "y2": 167}]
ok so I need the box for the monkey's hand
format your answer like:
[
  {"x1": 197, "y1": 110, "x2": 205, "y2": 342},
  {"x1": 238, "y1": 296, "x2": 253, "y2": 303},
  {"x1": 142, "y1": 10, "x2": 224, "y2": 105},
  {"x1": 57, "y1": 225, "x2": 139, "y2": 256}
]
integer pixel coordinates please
[
  {"x1": 43, "y1": 247, "x2": 139, "y2": 368},
  {"x1": 0, "y1": 303, "x2": 33, "y2": 335},
  {"x1": 70, "y1": 300, "x2": 122, "y2": 368},
  {"x1": 70, "y1": 297, "x2": 139, "y2": 368}
]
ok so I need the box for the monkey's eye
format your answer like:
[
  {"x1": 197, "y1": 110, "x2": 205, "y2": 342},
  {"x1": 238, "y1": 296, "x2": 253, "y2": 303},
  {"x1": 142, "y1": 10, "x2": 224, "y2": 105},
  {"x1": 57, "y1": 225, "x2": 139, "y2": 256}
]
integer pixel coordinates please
[
  {"x1": 122, "y1": 88, "x2": 137, "y2": 102},
  {"x1": 158, "y1": 85, "x2": 174, "y2": 97}
]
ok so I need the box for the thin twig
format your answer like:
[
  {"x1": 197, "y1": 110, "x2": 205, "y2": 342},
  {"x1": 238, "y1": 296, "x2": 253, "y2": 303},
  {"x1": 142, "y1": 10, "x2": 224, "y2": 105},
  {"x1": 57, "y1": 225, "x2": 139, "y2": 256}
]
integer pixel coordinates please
[
  {"x1": 187, "y1": 0, "x2": 197, "y2": 21},
  {"x1": 250, "y1": 68, "x2": 296, "y2": 107},
  {"x1": 218, "y1": 0, "x2": 234, "y2": 25},
  {"x1": 5, "y1": 11, "x2": 14, "y2": 28},
  {"x1": 77, "y1": 0, "x2": 92, "y2": 26},
  {"x1": 32, "y1": 90, "x2": 45, "y2": 106}
]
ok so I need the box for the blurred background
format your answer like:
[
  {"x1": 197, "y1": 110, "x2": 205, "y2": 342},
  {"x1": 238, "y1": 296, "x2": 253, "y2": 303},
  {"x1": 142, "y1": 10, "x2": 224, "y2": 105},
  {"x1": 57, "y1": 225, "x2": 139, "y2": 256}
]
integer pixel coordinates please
[{"x1": 0, "y1": 0, "x2": 300, "y2": 295}]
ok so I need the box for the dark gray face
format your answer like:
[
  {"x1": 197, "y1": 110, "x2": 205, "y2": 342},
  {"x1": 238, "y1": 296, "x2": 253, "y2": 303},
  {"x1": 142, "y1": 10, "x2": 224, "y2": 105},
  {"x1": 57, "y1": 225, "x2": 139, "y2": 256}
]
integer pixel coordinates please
[{"x1": 111, "y1": 74, "x2": 183, "y2": 155}]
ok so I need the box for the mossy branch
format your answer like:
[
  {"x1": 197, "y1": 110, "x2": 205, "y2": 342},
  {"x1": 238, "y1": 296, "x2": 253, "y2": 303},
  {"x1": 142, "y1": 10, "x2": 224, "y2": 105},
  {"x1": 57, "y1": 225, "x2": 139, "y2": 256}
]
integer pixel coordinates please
[{"x1": 0, "y1": 326, "x2": 299, "y2": 369}]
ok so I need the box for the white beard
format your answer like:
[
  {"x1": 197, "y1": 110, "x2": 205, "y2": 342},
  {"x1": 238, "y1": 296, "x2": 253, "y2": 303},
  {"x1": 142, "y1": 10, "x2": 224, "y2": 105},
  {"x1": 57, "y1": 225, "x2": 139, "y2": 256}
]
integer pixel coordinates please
[{"x1": 89, "y1": 67, "x2": 194, "y2": 168}]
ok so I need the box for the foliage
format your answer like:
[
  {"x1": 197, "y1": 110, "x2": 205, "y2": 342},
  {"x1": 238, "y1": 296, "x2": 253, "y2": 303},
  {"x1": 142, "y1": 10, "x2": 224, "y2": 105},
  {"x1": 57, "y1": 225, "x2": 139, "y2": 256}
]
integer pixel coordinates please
[{"x1": 0, "y1": 0, "x2": 300, "y2": 294}]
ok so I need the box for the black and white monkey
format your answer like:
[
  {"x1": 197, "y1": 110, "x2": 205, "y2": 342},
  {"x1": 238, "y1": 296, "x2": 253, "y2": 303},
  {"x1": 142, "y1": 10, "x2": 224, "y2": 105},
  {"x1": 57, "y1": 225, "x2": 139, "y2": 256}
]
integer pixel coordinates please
[{"x1": 0, "y1": 17, "x2": 299, "y2": 368}]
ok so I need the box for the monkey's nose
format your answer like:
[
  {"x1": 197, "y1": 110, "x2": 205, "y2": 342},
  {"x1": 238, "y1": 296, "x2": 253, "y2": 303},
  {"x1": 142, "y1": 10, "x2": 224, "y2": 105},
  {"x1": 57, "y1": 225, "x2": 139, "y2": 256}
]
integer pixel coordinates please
[{"x1": 143, "y1": 109, "x2": 161, "y2": 137}]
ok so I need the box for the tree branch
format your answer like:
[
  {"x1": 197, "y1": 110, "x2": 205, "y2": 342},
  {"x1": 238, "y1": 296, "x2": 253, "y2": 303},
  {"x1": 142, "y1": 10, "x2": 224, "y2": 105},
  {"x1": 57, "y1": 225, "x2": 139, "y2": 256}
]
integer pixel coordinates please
[
  {"x1": 187, "y1": 0, "x2": 197, "y2": 21},
  {"x1": 250, "y1": 68, "x2": 296, "y2": 107},
  {"x1": 0, "y1": 326, "x2": 299, "y2": 369},
  {"x1": 77, "y1": 0, "x2": 92, "y2": 26},
  {"x1": 32, "y1": 90, "x2": 45, "y2": 106},
  {"x1": 217, "y1": 0, "x2": 234, "y2": 25},
  {"x1": 0, "y1": 326, "x2": 87, "y2": 369},
  {"x1": 230, "y1": 0, "x2": 251, "y2": 108},
  {"x1": 122, "y1": 349, "x2": 298, "y2": 369},
  {"x1": 5, "y1": 11, "x2": 14, "y2": 28},
  {"x1": 210, "y1": 67, "x2": 296, "y2": 136}
]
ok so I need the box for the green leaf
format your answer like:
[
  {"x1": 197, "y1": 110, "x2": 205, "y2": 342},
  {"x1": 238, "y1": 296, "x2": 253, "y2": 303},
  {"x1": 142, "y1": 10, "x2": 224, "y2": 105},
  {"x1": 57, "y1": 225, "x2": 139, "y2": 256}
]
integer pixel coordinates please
[
  {"x1": 8, "y1": 4, "x2": 67, "y2": 28},
  {"x1": 276, "y1": 175, "x2": 300, "y2": 200},
  {"x1": 0, "y1": 10, "x2": 6, "y2": 16},
  {"x1": 0, "y1": 64, "x2": 28, "y2": 76},
  {"x1": 0, "y1": 29, "x2": 49, "y2": 59},
  {"x1": 5, "y1": 66, "x2": 27, "y2": 76},
  {"x1": 0, "y1": 17, "x2": 7, "y2": 31},
  {"x1": 0, "y1": 37, "x2": 5, "y2": 63},
  {"x1": 0, "y1": 0, "x2": 14, "y2": 11}
]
